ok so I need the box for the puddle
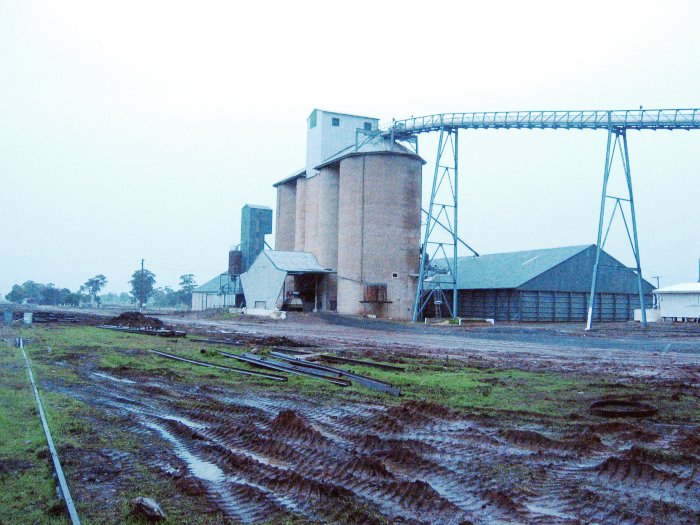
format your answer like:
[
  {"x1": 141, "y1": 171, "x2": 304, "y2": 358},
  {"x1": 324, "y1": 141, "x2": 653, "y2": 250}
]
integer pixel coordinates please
[
  {"x1": 144, "y1": 421, "x2": 224, "y2": 483},
  {"x1": 158, "y1": 414, "x2": 206, "y2": 429},
  {"x1": 92, "y1": 372, "x2": 137, "y2": 384}
]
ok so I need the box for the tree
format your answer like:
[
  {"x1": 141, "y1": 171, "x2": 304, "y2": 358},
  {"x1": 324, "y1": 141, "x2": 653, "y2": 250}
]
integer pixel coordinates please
[
  {"x1": 83, "y1": 275, "x2": 108, "y2": 305},
  {"x1": 4, "y1": 281, "x2": 80, "y2": 305},
  {"x1": 150, "y1": 286, "x2": 176, "y2": 308},
  {"x1": 129, "y1": 268, "x2": 156, "y2": 308},
  {"x1": 178, "y1": 274, "x2": 197, "y2": 307}
]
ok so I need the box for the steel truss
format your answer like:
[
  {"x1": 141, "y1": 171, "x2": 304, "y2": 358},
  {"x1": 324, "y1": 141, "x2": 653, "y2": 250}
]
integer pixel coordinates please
[
  {"x1": 384, "y1": 108, "x2": 700, "y2": 326},
  {"x1": 586, "y1": 128, "x2": 646, "y2": 329},
  {"x1": 413, "y1": 128, "x2": 460, "y2": 322}
]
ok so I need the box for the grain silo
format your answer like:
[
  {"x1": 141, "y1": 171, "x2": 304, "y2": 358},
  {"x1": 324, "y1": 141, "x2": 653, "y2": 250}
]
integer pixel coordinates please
[{"x1": 272, "y1": 110, "x2": 424, "y2": 320}]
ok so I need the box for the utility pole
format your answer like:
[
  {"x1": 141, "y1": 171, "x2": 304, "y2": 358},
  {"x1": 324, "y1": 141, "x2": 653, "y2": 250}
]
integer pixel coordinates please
[
  {"x1": 140, "y1": 259, "x2": 145, "y2": 311},
  {"x1": 651, "y1": 276, "x2": 661, "y2": 289}
]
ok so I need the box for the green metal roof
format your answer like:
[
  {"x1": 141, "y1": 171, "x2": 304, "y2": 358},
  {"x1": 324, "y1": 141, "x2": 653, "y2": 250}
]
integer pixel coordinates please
[
  {"x1": 439, "y1": 245, "x2": 593, "y2": 290},
  {"x1": 193, "y1": 273, "x2": 241, "y2": 294}
]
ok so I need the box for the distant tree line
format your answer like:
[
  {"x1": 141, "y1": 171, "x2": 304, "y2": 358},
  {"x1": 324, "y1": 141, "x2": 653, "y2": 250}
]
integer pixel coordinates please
[
  {"x1": 5, "y1": 270, "x2": 197, "y2": 309},
  {"x1": 5, "y1": 281, "x2": 84, "y2": 306}
]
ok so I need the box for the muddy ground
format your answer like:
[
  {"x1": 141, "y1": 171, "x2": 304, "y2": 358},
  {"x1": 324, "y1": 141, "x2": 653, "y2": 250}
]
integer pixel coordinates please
[{"x1": 2, "y1": 309, "x2": 699, "y2": 524}]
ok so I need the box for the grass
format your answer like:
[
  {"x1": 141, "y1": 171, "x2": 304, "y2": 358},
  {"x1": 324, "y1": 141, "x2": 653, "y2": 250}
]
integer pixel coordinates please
[
  {"x1": 0, "y1": 336, "x2": 70, "y2": 524},
  {"x1": 2, "y1": 323, "x2": 698, "y2": 524},
  {"x1": 24, "y1": 324, "x2": 699, "y2": 422}
]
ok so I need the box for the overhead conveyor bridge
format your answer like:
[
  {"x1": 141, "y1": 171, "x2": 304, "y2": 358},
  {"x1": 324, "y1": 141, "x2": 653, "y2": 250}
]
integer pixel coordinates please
[
  {"x1": 377, "y1": 107, "x2": 700, "y2": 328},
  {"x1": 384, "y1": 109, "x2": 700, "y2": 140}
]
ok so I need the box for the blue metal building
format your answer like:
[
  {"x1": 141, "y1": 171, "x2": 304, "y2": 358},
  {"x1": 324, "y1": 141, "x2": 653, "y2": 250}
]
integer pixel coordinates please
[{"x1": 434, "y1": 245, "x2": 654, "y2": 322}]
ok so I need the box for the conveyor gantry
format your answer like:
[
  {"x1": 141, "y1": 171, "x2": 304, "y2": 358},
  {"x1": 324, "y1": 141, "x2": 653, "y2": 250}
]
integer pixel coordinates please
[
  {"x1": 384, "y1": 108, "x2": 700, "y2": 140},
  {"x1": 382, "y1": 108, "x2": 700, "y2": 328}
]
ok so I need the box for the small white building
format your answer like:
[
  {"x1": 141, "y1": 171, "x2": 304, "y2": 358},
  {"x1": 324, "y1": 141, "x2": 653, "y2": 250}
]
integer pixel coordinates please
[
  {"x1": 239, "y1": 251, "x2": 331, "y2": 312},
  {"x1": 655, "y1": 282, "x2": 700, "y2": 321},
  {"x1": 191, "y1": 273, "x2": 241, "y2": 311}
]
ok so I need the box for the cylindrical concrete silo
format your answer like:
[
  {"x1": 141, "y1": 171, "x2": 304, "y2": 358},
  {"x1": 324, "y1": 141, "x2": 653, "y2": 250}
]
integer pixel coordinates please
[
  {"x1": 273, "y1": 174, "x2": 300, "y2": 252},
  {"x1": 294, "y1": 176, "x2": 307, "y2": 251},
  {"x1": 334, "y1": 139, "x2": 423, "y2": 320},
  {"x1": 315, "y1": 165, "x2": 340, "y2": 309}
]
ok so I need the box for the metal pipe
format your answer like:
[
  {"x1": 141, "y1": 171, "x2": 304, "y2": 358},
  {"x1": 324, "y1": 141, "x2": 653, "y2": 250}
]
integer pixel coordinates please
[
  {"x1": 621, "y1": 131, "x2": 647, "y2": 327},
  {"x1": 413, "y1": 127, "x2": 445, "y2": 322},
  {"x1": 452, "y1": 130, "x2": 459, "y2": 319},
  {"x1": 587, "y1": 128, "x2": 614, "y2": 331},
  {"x1": 148, "y1": 350, "x2": 287, "y2": 381},
  {"x1": 18, "y1": 338, "x2": 82, "y2": 525},
  {"x1": 268, "y1": 352, "x2": 400, "y2": 396},
  {"x1": 220, "y1": 351, "x2": 351, "y2": 386}
]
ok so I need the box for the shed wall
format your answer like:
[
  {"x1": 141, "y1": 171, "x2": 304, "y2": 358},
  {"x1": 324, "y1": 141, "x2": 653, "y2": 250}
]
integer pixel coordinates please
[
  {"x1": 240, "y1": 254, "x2": 286, "y2": 310},
  {"x1": 449, "y1": 289, "x2": 652, "y2": 322},
  {"x1": 191, "y1": 292, "x2": 238, "y2": 311},
  {"x1": 658, "y1": 293, "x2": 700, "y2": 319},
  {"x1": 521, "y1": 246, "x2": 654, "y2": 295}
]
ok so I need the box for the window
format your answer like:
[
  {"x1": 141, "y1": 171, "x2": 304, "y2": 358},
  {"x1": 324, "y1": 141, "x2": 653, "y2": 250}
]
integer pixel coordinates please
[
  {"x1": 309, "y1": 110, "x2": 317, "y2": 129},
  {"x1": 392, "y1": 272, "x2": 399, "y2": 278},
  {"x1": 364, "y1": 122, "x2": 372, "y2": 131},
  {"x1": 332, "y1": 117, "x2": 340, "y2": 127}
]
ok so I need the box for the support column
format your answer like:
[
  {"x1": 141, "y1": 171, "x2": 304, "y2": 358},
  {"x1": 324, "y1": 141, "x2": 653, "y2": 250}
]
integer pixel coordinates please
[
  {"x1": 621, "y1": 131, "x2": 647, "y2": 327},
  {"x1": 586, "y1": 127, "x2": 647, "y2": 330},
  {"x1": 587, "y1": 128, "x2": 614, "y2": 331}
]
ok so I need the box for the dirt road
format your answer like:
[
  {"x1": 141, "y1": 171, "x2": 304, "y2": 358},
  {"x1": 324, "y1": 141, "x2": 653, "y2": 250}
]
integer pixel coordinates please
[{"x1": 3, "y1": 309, "x2": 699, "y2": 524}]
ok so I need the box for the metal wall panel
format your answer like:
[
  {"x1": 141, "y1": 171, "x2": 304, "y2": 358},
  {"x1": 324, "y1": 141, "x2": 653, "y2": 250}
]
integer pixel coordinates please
[{"x1": 455, "y1": 289, "x2": 652, "y2": 322}]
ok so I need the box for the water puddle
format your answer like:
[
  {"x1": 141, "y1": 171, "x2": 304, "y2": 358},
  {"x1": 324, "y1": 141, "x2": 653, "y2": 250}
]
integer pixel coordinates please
[
  {"x1": 158, "y1": 414, "x2": 206, "y2": 429},
  {"x1": 144, "y1": 421, "x2": 224, "y2": 483},
  {"x1": 92, "y1": 372, "x2": 137, "y2": 384}
]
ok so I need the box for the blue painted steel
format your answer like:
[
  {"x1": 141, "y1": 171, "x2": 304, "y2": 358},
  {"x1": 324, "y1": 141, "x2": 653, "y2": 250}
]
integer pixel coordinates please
[
  {"x1": 586, "y1": 130, "x2": 648, "y2": 329},
  {"x1": 412, "y1": 128, "x2": 462, "y2": 322},
  {"x1": 240, "y1": 205, "x2": 272, "y2": 271},
  {"x1": 413, "y1": 127, "x2": 444, "y2": 322},
  {"x1": 621, "y1": 132, "x2": 647, "y2": 327},
  {"x1": 384, "y1": 108, "x2": 700, "y2": 139},
  {"x1": 587, "y1": 129, "x2": 615, "y2": 330},
  {"x1": 396, "y1": 107, "x2": 699, "y2": 325}
]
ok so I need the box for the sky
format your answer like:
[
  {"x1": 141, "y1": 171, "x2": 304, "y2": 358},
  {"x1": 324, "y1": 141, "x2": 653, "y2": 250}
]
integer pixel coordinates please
[{"x1": 1, "y1": 0, "x2": 699, "y2": 296}]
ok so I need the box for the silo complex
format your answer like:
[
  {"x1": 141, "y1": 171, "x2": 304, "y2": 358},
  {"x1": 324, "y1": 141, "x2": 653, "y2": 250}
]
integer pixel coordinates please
[
  {"x1": 272, "y1": 109, "x2": 424, "y2": 320},
  {"x1": 335, "y1": 153, "x2": 422, "y2": 319}
]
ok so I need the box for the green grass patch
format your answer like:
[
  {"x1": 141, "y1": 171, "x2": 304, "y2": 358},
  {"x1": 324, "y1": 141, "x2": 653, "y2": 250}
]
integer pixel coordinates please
[{"x1": 0, "y1": 337, "x2": 69, "y2": 524}]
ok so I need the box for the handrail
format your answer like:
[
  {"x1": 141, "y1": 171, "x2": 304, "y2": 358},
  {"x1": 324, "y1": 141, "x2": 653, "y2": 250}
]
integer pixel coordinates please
[{"x1": 382, "y1": 108, "x2": 700, "y2": 138}]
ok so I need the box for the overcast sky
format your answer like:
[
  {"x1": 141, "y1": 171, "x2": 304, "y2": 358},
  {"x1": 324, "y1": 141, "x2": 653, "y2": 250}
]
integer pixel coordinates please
[{"x1": 1, "y1": 1, "x2": 698, "y2": 296}]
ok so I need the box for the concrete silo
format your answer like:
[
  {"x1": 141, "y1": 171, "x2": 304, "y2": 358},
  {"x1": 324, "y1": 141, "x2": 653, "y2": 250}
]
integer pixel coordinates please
[
  {"x1": 272, "y1": 109, "x2": 423, "y2": 320},
  {"x1": 323, "y1": 138, "x2": 423, "y2": 319}
]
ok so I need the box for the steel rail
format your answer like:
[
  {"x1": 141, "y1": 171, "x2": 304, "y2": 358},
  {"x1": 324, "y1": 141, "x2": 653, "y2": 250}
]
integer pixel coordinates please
[
  {"x1": 190, "y1": 337, "x2": 245, "y2": 346},
  {"x1": 384, "y1": 108, "x2": 700, "y2": 139},
  {"x1": 318, "y1": 354, "x2": 405, "y2": 372},
  {"x1": 17, "y1": 337, "x2": 81, "y2": 525},
  {"x1": 269, "y1": 352, "x2": 401, "y2": 396},
  {"x1": 148, "y1": 350, "x2": 288, "y2": 381},
  {"x1": 219, "y1": 351, "x2": 352, "y2": 386}
]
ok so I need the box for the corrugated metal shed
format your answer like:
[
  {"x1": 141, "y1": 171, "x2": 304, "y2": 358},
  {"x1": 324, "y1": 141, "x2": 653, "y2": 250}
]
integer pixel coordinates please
[
  {"x1": 429, "y1": 245, "x2": 654, "y2": 322},
  {"x1": 449, "y1": 245, "x2": 590, "y2": 290},
  {"x1": 265, "y1": 251, "x2": 331, "y2": 274}
]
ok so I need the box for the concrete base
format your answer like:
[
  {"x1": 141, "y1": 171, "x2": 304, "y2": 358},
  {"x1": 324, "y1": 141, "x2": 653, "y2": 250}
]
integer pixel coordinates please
[{"x1": 244, "y1": 308, "x2": 287, "y2": 319}]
